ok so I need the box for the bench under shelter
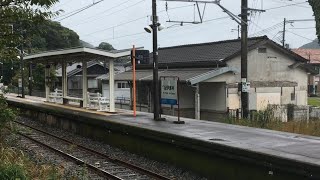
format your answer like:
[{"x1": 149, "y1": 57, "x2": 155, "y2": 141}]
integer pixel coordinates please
[{"x1": 24, "y1": 47, "x2": 133, "y2": 113}]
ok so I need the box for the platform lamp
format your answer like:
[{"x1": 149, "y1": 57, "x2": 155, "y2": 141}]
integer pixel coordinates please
[{"x1": 144, "y1": 10, "x2": 165, "y2": 121}]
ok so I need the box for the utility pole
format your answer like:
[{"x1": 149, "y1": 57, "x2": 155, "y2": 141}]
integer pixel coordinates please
[
  {"x1": 241, "y1": 0, "x2": 249, "y2": 118},
  {"x1": 152, "y1": 0, "x2": 160, "y2": 120},
  {"x1": 282, "y1": 18, "x2": 286, "y2": 47},
  {"x1": 20, "y1": 41, "x2": 25, "y2": 98},
  {"x1": 282, "y1": 18, "x2": 314, "y2": 48}
]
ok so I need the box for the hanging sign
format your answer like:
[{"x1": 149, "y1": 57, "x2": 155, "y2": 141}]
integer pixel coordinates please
[{"x1": 161, "y1": 76, "x2": 178, "y2": 105}]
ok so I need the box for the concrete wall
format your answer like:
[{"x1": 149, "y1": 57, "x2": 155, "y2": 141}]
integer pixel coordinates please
[
  {"x1": 200, "y1": 82, "x2": 226, "y2": 112},
  {"x1": 224, "y1": 45, "x2": 308, "y2": 109},
  {"x1": 227, "y1": 47, "x2": 308, "y2": 105},
  {"x1": 102, "y1": 81, "x2": 130, "y2": 99}
]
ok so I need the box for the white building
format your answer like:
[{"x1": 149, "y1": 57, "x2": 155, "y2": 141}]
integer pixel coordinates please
[{"x1": 98, "y1": 36, "x2": 315, "y2": 121}]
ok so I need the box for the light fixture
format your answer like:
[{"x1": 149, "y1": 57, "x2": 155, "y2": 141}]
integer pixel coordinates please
[
  {"x1": 158, "y1": 23, "x2": 165, "y2": 31},
  {"x1": 144, "y1": 23, "x2": 165, "y2": 33},
  {"x1": 144, "y1": 25, "x2": 152, "y2": 33}
]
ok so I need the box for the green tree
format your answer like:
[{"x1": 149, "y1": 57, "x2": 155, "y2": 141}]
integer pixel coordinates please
[
  {"x1": 309, "y1": 0, "x2": 320, "y2": 41},
  {"x1": 0, "y1": 94, "x2": 16, "y2": 132},
  {"x1": 97, "y1": 42, "x2": 115, "y2": 51}
]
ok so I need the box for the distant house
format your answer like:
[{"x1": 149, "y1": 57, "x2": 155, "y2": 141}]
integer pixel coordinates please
[
  {"x1": 99, "y1": 36, "x2": 315, "y2": 121},
  {"x1": 56, "y1": 61, "x2": 126, "y2": 97},
  {"x1": 292, "y1": 49, "x2": 320, "y2": 95}
]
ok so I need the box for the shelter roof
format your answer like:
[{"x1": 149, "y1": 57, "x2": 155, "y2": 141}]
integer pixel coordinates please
[
  {"x1": 97, "y1": 67, "x2": 238, "y2": 84},
  {"x1": 24, "y1": 47, "x2": 138, "y2": 63}
]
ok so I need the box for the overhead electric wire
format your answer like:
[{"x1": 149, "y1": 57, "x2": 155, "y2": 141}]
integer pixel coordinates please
[
  {"x1": 70, "y1": 0, "x2": 145, "y2": 27},
  {"x1": 265, "y1": 1, "x2": 308, "y2": 11},
  {"x1": 271, "y1": 0, "x2": 310, "y2": 9},
  {"x1": 87, "y1": 15, "x2": 230, "y2": 44},
  {"x1": 81, "y1": 4, "x2": 195, "y2": 37},
  {"x1": 289, "y1": 27, "x2": 315, "y2": 30},
  {"x1": 286, "y1": 30, "x2": 314, "y2": 41},
  {"x1": 249, "y1": 22, "x2": 283, "y2": 37},
  {"x1": 55, "y1": 0, "x2": 105, "y2": 21},
  {"x1": 69, "y1": 0, "x2": 135, "y2": 27},
  {"x1": 53, "y1": 0, "x2": 75, "y2": 10}
]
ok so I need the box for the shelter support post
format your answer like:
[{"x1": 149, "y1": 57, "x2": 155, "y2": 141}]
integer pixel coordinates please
[
  {"x1": 195, "y1": 83, "x2": 200, "y2": 120},
  {"x1": 45, "y1": 67, "x2": 50, "y2": 102},
  {"x1": 109, "y1": 59, "x2": 115, "y2": 112},
  {"x1": 82, "y1": 60, "x2": 88, "y2": 108},
  {"x1": 62, "y1": 61, "x2": 67, "y2": 98}
]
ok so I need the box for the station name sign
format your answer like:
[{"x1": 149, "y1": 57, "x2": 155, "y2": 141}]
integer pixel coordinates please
[{"x1": 161, "y1": 77, "x2": 178, "y2": 105}]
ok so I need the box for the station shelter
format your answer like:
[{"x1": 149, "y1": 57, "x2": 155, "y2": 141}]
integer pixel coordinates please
[{"x1": 24, "y1": 47, "x2": 133, "y2": 113}]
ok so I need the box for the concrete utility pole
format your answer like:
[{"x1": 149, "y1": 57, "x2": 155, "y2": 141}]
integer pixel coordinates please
[
  {"x1": 282, "y1": 18, "x2": 286, "y2": 47},
  {"x1": 241, "y1": 0, "x2": 249, "y2": 118},
  {"x1": 152, "y1": 0, "x2": 161, "y2": 120},
  {"x1": 282, "y1": 18, "x2": 314, "y2": 48},
  {"x1": 20, "y1": 34, "x2": 25, "y2": 98}
]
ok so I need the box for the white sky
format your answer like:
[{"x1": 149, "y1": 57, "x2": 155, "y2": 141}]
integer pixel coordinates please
[{"x1": 51, "y1": 0, "x2": 316, "y2": 51}]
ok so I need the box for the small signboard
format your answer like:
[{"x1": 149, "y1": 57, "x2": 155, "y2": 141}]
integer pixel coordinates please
[{"x1": 161, "y1": 77, "x2": 178, "y2": 105}]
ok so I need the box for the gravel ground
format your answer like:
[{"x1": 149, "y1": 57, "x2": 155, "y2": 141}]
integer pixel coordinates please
[{"x1": 15, "y1": 116, "x2": 207, "y2": 180}]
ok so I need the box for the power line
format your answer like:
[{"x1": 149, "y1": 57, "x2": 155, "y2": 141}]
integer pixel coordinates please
[
  {"x1": 265, "y1": 1, "x2": 308, "y2": 11},
  {"x1": 55, "y1": 0, "x2": 105, "y2": 21},
  {"x1": 83, "y1": 16, "x2": 148, "y2": 36},
  {"x1": 249, "y1": 22, "x2": 283, "y2": 37},
  {"x1": 86, "y1": 15, "x2": 230, "y2": 44},
  {"x1": 286, "y1": 30, "x2": 314, "y2": 41},
  {"x1": 69, "y1": 0, "x2": 144, "y2": 27},
  {"x1": 81, "y1": 4, "x2": 196, "y2": 37},
  {"x1": 289, "y1": 27, "x2": 315, "y2": 30},
  {"x1": 271, "y1": 0, "x2": 310, "y2": 8},
  {"x1": 54, "y1": 0, "x2": 76, "y2": 10}
]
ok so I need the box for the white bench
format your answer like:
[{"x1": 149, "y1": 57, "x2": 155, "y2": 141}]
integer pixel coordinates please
[
  {"x1": 87, "y1": 92, "x2": 109, "y2": 111},
  {"x1": 63, "y1": 96, "x2": 84, "y2": 107},
  {"x1": 49, "y1": 89, "x2": 63, "y2": 103}
]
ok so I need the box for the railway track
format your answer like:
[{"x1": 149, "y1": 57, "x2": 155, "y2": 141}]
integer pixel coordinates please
[{"x1": 14, "y1": 121, "x2": 173, "y2": 180}]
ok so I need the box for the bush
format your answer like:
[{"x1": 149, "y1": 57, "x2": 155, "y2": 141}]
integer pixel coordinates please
[{"x1": 0, "y1": 94, "x2": 16, "y2": 130}]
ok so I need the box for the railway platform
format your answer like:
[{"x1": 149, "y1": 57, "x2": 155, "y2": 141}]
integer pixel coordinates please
[{"x1": 5, "y1": 94, "x2": 320, "y2": 179}]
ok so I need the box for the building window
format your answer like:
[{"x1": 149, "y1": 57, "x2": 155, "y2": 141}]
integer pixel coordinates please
[
  {"x1": 88, "y1": 79, "x2": 98, "y2": 88},
  {"x1": 117, "y1": 82, "x2": 129, "y2": 89},
  {"x1": 258, "y1": 47, "x2": 267, "y2": 53},
  {"x1": 71, "y1": 80, "x2": 78, "y2": 89}
]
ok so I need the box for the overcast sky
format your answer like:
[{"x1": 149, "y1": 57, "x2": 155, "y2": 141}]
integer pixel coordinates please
[{"x1": 50, "y1": 0, "x2": 316, "y2": 51}]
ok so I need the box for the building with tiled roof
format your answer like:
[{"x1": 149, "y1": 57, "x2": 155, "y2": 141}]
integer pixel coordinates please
[{"x1": 98, "y1": 36, "x2": 313, "y2": 121}]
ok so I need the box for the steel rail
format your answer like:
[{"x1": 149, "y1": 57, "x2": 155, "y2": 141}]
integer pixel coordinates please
[
  {"x1": 15, "y1": 121, "x2": 173, "y2": 180},
  {"x1": 17, "y1": 132, "x2": 123, "y2": 180}
]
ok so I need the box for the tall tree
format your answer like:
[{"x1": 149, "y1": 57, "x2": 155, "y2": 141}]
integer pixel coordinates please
[
  {"x1": 309, "y1": 0, "x2": 320, "y2": 41},
  {"x1": 97, "y1": 42, "x2": 115, "y2": 51},
  {"x1": 0, "y1": 0, "x2": 60, "y2": 60}
]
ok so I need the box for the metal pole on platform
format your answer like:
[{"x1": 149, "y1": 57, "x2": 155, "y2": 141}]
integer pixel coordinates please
[
  {"x1": 132, "y1": 45, "x2": 137, "y2": 117},
  {"x1": 152, "y1": 0, "x2": 161, "y2": 121}
]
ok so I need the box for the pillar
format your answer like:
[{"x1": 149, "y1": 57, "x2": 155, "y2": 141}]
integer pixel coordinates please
[
  {"x1": 62, "y1": 61, "x2": 67, "y2": 98},
  {"x1": 195, "y1": 84, "x2": 200, "y2": 120},
  {"x1": 45, "y1": 67, "x2": 50, "y2": 102},
  {"x1": 82, "y1": 60, "x2": 88, "y2": 108},
  {"x1": 109, "y1": 59, "x2": 115, "y2": 112}
]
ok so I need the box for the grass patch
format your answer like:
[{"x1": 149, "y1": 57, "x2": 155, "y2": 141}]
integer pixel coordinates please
[
  {"x1": 308, "y1": 97, "x2": 320, "y2": 107},
  {"x1": 225, "y1": 107, "x2": 320, "y2": 137},
  {"x1": 0, "y1": 143, "x2": 63, "y2": 180},
  {"x1": 226, "y1": 118, "x2": 320, "y2": 137}
]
